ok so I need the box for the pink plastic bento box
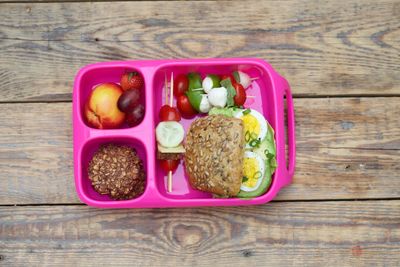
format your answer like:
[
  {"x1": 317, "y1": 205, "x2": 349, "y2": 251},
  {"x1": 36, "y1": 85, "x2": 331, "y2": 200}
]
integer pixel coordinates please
[{"x1": 73, "y1": 58, "x2": 295, "y2": 208}]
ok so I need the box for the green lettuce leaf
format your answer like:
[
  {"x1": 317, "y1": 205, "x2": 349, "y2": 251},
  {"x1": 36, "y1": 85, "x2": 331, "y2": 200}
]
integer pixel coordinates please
[{"x1": 208, "y1": 107, "x2": 241, "y2": 117}]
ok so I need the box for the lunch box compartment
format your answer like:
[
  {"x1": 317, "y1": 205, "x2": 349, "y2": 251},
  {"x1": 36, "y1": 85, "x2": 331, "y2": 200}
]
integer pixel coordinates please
[
  {"x1": 152, "y1": 62, "x2": 278, "y2": 199},
  {"x1": 78, "y1": 136, "x2": 149, "y2": 203},
  {"x1": 77, "y1": 64, "x2": 146, "y2": 129}
]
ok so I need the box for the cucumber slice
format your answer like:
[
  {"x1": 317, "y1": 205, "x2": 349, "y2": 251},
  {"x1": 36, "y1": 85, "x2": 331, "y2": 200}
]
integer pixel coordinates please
[{"x1": 156, "y1": 121, "x2": 184, "y2": 148}]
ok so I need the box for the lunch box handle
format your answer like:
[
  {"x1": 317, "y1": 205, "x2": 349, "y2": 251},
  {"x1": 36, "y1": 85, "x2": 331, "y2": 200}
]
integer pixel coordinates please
[{"x1": 278, "y1": 76, "x2": 296, "y2": 185}]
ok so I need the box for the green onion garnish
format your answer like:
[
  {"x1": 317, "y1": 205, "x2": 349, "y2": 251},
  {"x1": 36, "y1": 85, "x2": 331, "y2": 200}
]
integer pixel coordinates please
[
  {"x1": 245, "y1": 131, "x2": 251, "y2": 142},
  {"x1": 253, "y1": 171, "x2": 263, "y2": 180},
  {"x1": 250, "y1": 133, "x2": 258, "y2": 140},
  {"x1": 243, "y1": 109, "x2": 251, "y2": 115},
  {"x1": 249, "y1": 138, "x2": 261, "y2": 148},
  {"x1": 242, "y1": 176, "x2": 249, "y2": 183},
  {"x1": 264, "y1": 149, "x2": 273, "y2": 159},
  {"x1": 249, "y1": 140, "x2": 256, "y2": 147}
]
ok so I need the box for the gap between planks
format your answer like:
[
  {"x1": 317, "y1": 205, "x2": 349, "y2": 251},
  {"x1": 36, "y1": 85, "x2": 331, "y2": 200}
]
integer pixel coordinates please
[
  {"x1": 0, "y1": 0, "x2": 219, "y2": 3},
  {"x1": 1, "y1": 197, "x2": 400, "y2": 207}
]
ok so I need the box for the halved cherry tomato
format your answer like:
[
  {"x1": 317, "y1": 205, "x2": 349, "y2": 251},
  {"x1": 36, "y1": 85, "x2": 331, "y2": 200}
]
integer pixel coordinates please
[
  {"x1": 174, "y1": 74, "x2": 189, "y2": 97},
  {"x1": 159, "y1": 159, "x2": 180, "y2": 173},
  {"x1": 233, "y1": 83, "x2": 246, "y2": 106},
  {"x1": 177, "y1": 95, "x2": 197, "y2": 118},
  {"x1": 159, "y1": 105, "x2": 181, "y2": 122}
]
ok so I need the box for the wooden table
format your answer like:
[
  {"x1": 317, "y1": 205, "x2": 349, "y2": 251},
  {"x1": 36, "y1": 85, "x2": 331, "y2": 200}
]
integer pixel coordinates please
[{"x1": 0, "y1": 0, "x2": 399, "y2": 266}]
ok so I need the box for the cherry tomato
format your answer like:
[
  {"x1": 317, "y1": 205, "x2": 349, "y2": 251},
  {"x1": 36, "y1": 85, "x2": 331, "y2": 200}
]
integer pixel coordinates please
[
  {"x1": 220, "y1": 74, "x2": 238, "y2": 86},
  {"x1": 159, "y1": 159, "x2": 180, "y2": 173},
  {"x1": 233, "y1": 83, "x2": 246, "y2": 106},
  {"x1": 159, "y1": 105, "x2": 181, "y2": 122},
  {"x1": 177, "y1": 95, "x2": 197, "y2": 118},
  {"x1": 174, "y1": 74, "x2": 189, "y2": 97}
]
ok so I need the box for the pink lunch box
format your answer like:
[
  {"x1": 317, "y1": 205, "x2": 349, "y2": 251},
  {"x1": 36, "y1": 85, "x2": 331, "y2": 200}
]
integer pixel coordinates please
[{"x1": 73, "y1": 58, "x2": 296, "y2": 208}]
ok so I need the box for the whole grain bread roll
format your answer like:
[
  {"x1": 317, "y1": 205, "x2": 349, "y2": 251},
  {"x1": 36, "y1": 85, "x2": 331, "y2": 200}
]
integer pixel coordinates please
[{"x1": 184, "y1": 115, "x2": 245, "y2": 197}]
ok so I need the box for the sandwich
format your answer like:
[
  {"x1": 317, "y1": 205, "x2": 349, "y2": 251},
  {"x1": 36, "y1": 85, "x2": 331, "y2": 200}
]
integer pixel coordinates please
[
  {"x1": 185, "y1": 115, "x2": 244, "y2": 197},
  {"x1": 184, "y1": 107, "x2": 277, "y2": 198}
]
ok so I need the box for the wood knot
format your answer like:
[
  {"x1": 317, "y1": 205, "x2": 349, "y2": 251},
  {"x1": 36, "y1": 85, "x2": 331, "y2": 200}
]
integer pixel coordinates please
[
  {"x1": 340, "y1": 121, "x2": 354, "y2": 130},
  {"x1": 351, "y1": 245, "x2": 363, "y2": 257},
  {"x1": 242, "y1": 249, "x2": 254, "y2": 257},
  {"x1": 173, "y1": 224, "x2": 205, "y2": 247}
]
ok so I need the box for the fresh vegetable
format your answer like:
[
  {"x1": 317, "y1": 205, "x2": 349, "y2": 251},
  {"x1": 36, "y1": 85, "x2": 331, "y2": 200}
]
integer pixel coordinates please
[
  {"x1": 187, "y1": 72, "x2": 203, "y2": 91},
  {"x1": 199, "y1": 94, "x2": 211, "y2": 113},
  {"x1": 177, "y1": 95, "x2": 197, "y2": 118},
  {"x1": 156, "y1": 121, "x2": 185, "y2": 148},
  {"x1": 233, "y1": 71, "x2": 252, "y2": 89},
  {"x1": 117, "y1": 89, "x2": 141, "y2": 113},
  {"x1": 159, "y1": 105, "x2": 181, "y2": 122},
  {"x1": 233, "y1": 83, "x2": 246, "y2": 106},
  {"x1": 125, "y1": 104, "x2": 145, "y2": 127},
  {"x1": 208, "y1": 87, "x2": 228, "y2": 108},
  {"x1": 120, "y1": 72, "x2": 144, "y2": 91},
  {"x1": 173, "y1": 74, "x2": 189, "y2": 97},
  {"x1": 202, "y1": 74, "x2": 221, "y2": 93},
  {"x1": 254, "y1": 123, "x2": 276, "y2": 171},
  {"x1": 220, "y1": 78, "x2": 237, "y2": 107},
  {"x1": 220, "y1": 74, "x2": 237, "y2": 86},
  {"x1": 208, "y1": 106, "x2": 238, "y2": 117},
  {"x1": 186, "y1": 90, "x2": 203, "y2": 112},
  {"x1": 159, "y1": 159, "x2": 180, "y2": 173}
]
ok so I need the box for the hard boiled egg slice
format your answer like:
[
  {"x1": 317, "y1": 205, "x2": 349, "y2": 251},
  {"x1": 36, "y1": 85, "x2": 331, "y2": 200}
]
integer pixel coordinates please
[
  {"x1": 235, "y1": 109, "x2": 268, "y2": 147},
  {"x1": 241, "y1": 151, "x2": 265, "y2": 192}
]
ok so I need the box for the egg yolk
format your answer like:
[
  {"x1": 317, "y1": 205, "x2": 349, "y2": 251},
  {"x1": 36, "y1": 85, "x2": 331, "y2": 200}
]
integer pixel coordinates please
[
  {"x1": 243, "y1": 157, "x2": 259, "y2": 188},
  {"x1": 241, "y1": 114, "x2": 260, "y2": 138}
]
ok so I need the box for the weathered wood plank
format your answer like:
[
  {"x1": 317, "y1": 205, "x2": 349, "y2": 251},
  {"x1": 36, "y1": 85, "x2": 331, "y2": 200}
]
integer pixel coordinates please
[
  {"x1": 0, "y1": 97, "x2": 398, "y2": 204},
  {"x1": 295, "y1": 97, "x2": 400, "y2": 149},
  {"x1": 0, "y1": 201, "x2": 399, "y2": 266},
  {"x1": 2, "y1": 1, "x2": 399, "y2": 41},
  {"x1": 0, "y1": 0, "x2": 399, "y2": 101}
]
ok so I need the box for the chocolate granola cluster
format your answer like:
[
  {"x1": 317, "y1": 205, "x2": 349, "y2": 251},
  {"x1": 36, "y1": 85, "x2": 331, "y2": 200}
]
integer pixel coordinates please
[{"x1": 88, "y1": 144, "x2": 145, "y2": 200}]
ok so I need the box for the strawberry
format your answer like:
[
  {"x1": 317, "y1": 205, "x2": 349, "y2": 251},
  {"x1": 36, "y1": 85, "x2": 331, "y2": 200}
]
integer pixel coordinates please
[{"x1": 120, "y1": 71, "x2": 144, "y2": 91}]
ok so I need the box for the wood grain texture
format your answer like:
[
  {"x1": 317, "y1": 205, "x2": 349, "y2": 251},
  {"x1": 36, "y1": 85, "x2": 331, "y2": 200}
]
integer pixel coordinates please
[
  {"x1": 0, "y1": 201, "x2": 399, "y2": 266},
  {"x1": 0, "y1": 0, "x2": 399, "y2": 101},
  {"x1": 0, "y1": 97, "x2": 398, "y2": 204}
]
